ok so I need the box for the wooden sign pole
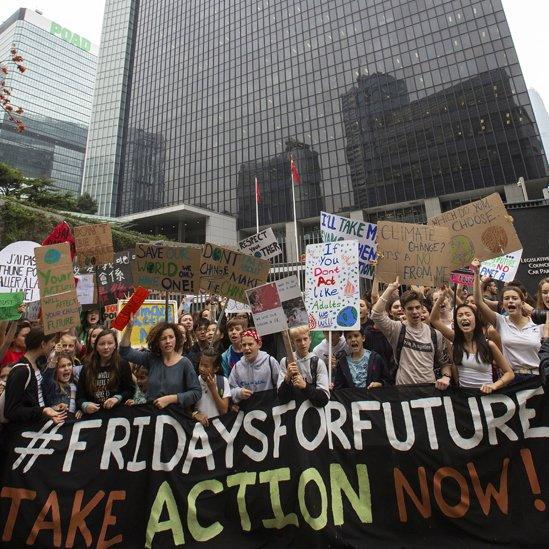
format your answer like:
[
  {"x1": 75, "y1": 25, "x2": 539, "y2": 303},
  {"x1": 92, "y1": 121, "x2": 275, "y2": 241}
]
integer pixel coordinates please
[{"x1": 282, "y1": 330, "x2": 295, "y2": 365}]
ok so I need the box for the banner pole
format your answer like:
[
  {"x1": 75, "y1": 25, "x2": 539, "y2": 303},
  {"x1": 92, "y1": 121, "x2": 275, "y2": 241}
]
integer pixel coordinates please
[
  {"x1": 255, "y1": 179, "x2": 260, "y2": 234},
  {"x1": 164, "y1": 291, "x2": 169, "y2": 322},
  {"x1": 210, "y1": 299, "x2": 228, "y2": 350},
  {"x1": 291, "y1": 179, "x2": 300, "y2": 265},
  {"x1": 282, "y1": 330, "x2": 295, "y2": 365},
  {"x1": 328, "y1": 330, "x2": 332, "y2": 388}
]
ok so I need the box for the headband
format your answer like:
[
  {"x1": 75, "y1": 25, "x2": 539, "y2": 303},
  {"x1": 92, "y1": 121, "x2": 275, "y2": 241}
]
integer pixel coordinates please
[{"x1": 241, "y1": 329, "x2": 261, "y2": 344}]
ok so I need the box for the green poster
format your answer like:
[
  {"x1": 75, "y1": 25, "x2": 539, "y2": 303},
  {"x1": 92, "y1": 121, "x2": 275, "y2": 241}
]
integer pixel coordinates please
[{"x1": 0, "y1": 292, "x2": 25, "y2": 321}]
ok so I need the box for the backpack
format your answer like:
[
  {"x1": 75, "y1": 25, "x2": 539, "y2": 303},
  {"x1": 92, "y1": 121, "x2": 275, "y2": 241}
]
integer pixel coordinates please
[
  {"x1": 394, "y1": 324, "x2": 442, "y2": 373},
  {"x1": 0, "y1": 363, "x2": 32, "y2": 424}
]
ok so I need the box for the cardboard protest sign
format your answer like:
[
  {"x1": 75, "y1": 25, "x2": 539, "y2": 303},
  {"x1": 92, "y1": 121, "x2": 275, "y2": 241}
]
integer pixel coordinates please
[
  {"x1": 75, "y1": 274, "x2": 96, "y2": 305},
  {"x1": 320, "y1": 211, "x2": 377, "y2": 279},
  {"x1": 117, "y1": 299, "x2": 177, "y2": 347},
  {"x1": 0, "y1": 241, "x2": 40, "y2": 302},
  {"x1": 480, "y1": 249, "x2": 522, "y2": 283},
  {"x1": 74, "y1": 223, "x2": 114, "y2": 266},
  {"x1": 41, "y1": 290, "x2": 80, "y2": 335},
  {"x1": 305, "y1": 241, "x2": 360, "y2": 330},
  {"x1": 133, "y1": 243, "x2": 202, "y2": 294},
  {"x1": 246, "y1": 275, "x2": 308, "y2": 336},
  {"x1": 376, "y1": 221, "x2": 452, "y2": 286},
  {"x1": 225, "y1": 299, "x2": 252, "y2": 314},
  {"x1": 450, "y1": 270, "x2": 474, "y2": 286},
  {"x1": 238, "y1": 228, "x2": 282, "y2": 261},
  {"x1": 103, "y1": 303, "x2": 118, "y2": 322},
  {"x1": 35, "y1": 243, "x2": 75, "y2": 298},
  {"x1": 75, "y1": 250, "x2": 136, "y2": 306},
  {"x1": 0, "y1": 291, "x2": 25, "y2": 321},
  {"x1": 25, "y1": 300, "x2": 41, "y2": 322},
  {"x1": 200, "y1": 243, "x2": 271, "y2": 303},
  {"x1": 428, "y1": 193, "x2": 522, "y2": 268}
]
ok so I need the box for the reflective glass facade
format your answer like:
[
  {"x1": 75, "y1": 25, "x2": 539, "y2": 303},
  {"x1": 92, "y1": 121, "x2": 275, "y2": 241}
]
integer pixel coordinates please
[
  {"x1": 0, "y1": 9, "x2": 97, "y2": 194},
  {"x1": 115, "y1": 0, "x2": 547, "y2": 228},
  {"x1": 81, "y1": 0, "x2": 137, "y2": 216}
]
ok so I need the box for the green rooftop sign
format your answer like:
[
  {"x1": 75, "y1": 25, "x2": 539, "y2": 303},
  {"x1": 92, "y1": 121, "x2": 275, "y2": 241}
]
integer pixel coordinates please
[{"x1": 50, "y1": 22, "x2": 91, "y2": 52}]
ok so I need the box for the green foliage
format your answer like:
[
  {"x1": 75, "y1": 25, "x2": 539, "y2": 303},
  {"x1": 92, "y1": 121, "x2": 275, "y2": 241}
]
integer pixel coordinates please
[
  {"x1": 75, "y1": 192, "x2": 98, "y2": 214},
  {"x1": 0, "y1": 199, "x2": 169, "y2": 251}
]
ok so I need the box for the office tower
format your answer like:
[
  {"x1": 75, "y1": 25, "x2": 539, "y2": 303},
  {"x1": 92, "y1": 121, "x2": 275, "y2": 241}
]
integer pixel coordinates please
[
  {"x1": 87, "y1": 0, "x2": 547, "y2": 231},
  {"x1": 0, "y1": 8, "x2": 97, "y2": 193}
]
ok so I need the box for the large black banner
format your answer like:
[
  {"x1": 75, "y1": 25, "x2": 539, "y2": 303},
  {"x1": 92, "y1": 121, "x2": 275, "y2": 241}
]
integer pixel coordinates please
[{"x1": 1, "y1": 380, "x2": 549, "y2": 548}]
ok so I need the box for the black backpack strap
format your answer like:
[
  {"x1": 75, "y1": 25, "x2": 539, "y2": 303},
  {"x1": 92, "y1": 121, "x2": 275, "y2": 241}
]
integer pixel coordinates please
[
  {"x1": 310, "y1": 355, "x2": 319, "y2": 387},
  {"x1": 394, "y1": 324, "x2": 407, "y2": 366},
  {"x1": 268, "y1": 356, "x2": 276, "y2": 388},
  {"x1": 430, "y1": 326, "x2": 439, "y2": 369}
]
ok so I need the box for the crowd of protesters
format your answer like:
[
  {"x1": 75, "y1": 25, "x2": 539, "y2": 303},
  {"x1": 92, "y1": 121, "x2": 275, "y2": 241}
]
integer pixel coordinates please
[{"x1": 1, "y1": 268, "x2": 548, "y2": 436}]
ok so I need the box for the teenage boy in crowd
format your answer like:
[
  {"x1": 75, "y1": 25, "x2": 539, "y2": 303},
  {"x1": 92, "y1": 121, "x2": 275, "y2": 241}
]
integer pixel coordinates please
[
  {"x1": 221, "y1": 318, "x2": 246, "y2": 378},
  {"x1": 277, "y1": 326, "x2": 329, "y2": 407},
  {"x1": 228, "y1": 329, "x2": 280, "y2": 403},
  {"x1": 186, "y1": 318, "x2": 212, "y2": 370},
  {"x1": 371, "y1": 277, "x2": 452, "y2": 388},
  {"x1": 334, "y1": 330, "x2": 390, "y2": 389}
]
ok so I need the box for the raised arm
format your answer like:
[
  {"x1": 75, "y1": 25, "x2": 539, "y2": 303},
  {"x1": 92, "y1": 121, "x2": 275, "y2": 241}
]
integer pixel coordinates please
[
  {"x1": 372, "y1": 277, "x2": 399, "y2": 316},
  {"x1": 472, "y1": 260, "x2": 497, "y2": 326},
  {"x1": 430, "y1": 291, "x2": 455, "y2": 342}
]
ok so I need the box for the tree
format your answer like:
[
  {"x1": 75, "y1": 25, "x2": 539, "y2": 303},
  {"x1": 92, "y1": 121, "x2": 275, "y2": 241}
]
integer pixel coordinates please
[
  {"x1": 75, "y1": 192, "x2": 98, "y2": 214},
  {"x1": 0, "y1": 162, "x2": 24, "y2": 196},
  {"x1": 1, "y1": 45, "x2": 26, "y2": 133}
]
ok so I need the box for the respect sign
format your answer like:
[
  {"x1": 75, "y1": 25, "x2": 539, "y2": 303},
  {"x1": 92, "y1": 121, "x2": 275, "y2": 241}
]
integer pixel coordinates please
[
  {"x1": 320, "y1": 211, "x2": 377, "y2": 279},
  {"x1": 200, "y1": 243, "x2": 271, "y2": 303},
  {"x1": 35, "y1": 243, "x2": 75, "y2": 298},
  {"x1": 238, "y1": 228, "x2": 282, "y2": 261},
  {"x1": 305, "y1": 241, "x2": 360, "y2": 330},
  {"x1": 133, "y1": 243, "x2": 202, "y2": 294},
  {"x1": 428, "y1": 193, "x2": 522, "y2": 268}
]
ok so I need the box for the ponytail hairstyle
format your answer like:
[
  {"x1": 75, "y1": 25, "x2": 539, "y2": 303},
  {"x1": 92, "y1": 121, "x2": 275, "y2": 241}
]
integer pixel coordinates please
[
  {"x1": 85, "y1": 329, "x2": 120, "y2": 400},
  {"x1": 536, "y1": 277, "x2": 549, "y2": 310},
  {"x1": 452, "y1": 304, "x2": 492, "y2": 366}
]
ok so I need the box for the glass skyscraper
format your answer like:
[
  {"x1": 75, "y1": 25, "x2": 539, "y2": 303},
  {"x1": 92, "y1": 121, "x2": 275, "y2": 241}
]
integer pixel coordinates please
[
  {"x1": 86, "y1": 0, "x2": 547, "y2": 234},
  {"x1": 0, "y1": 9, "x2": 97, "y2": 194}
]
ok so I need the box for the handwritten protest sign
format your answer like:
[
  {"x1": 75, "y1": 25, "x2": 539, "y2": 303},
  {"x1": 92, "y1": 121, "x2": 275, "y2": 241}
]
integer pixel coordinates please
[
  {"x1": 480, "y1": 249, "x2": 522, "y2": 282},
  {"x1": 450, "y1": 270, "x2": 474, "y2": 286},
  {"x1": 117, "y1": 299, "x2": 177, "y2": 347},
  {"x1": 238, "y1": 229, "x2": 282, "y2": 261},
  {"x1": 25, "y1": 300, "x2": 41, "y2": 322},
  {"x1": 428, "y1": 193, "x2": 522, "y2": 268},
  {"x1": 74, "y1": 223, "x2": 114, "y2": 266},
  {"x1": 0, "y1": 241, "x2": 40, "y2": 302},
  {"x1": 0, "y1": 292, "x2": 25, "y2": 321},
  {"x1": 41, "y1": 290, "x2": 80, "y2": 335},
  {"x1": 35, "y1": 243, "x2": 75, "y2": 298},
  {"x1": 305, "y1": 241, "x2": 360, "y2": 330},
  {"x1": 75, "y1": 274, "x2": 96, "y2": 305},
  {"x1": 376, "y1": 221, "x2": 452, "y2": 286},
  {"x1": 200, "y1": 243, "x2": 271, "y2": 303},
  {"x1": 225, "y1": 299, "x2": 252, "y2": 314},
  {"x1": 320, "y1": 211, "x2": 377, "y2": 279},
  {"x1": 75, "y1": 250, "x2": 136, "y2": 306},
  {"x1": 133, "y1": 243, "x2": 202, "y2": 294},
  {"x1": 246, "y1": 275, "x2": 308, "y2": 336}
]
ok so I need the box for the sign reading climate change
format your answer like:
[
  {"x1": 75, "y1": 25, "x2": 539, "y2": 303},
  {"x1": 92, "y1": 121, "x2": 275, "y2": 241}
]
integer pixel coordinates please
[
  {"x1": 1, "y1": 381, "x2": 548, "y2": 547},
  {"x1": 305, "y1": 241, "x2": 360, "y2": 330},
  {"x1": 320, "y1": 211, "x2": 377, "y2": 279}
]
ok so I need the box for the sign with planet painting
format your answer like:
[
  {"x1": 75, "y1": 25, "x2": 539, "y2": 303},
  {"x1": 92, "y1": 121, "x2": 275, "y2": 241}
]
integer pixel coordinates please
[
  {"x1": 427, "y1": 193, "x2": 522, "y2": 269},
  {"x1": 305, "y1": 241, "x2": 360, "y2": 331}
]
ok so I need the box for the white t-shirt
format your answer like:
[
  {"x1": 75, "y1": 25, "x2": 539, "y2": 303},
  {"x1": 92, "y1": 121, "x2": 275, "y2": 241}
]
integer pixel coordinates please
[
  {"x1": 196, "y1": 375, "x2": 230, "y2": 418},
  {"x1": 495, "y1": 314, "x2": 543, "y2": 372},
  {"x1": 312, "y1": 336, "x2": 348, "y2": 365},
  {"x1": 458, "y1": 352, "x2": 493, "y2": 388}
]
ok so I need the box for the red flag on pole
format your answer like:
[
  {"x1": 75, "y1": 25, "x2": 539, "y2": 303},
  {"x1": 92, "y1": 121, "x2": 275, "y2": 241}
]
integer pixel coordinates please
[
  {"x1": 290, "y1": 158, "x2": 301, "y2": 185},
  {"x1": 255, "y1": 177, "x2": 261, "y2": 203}
]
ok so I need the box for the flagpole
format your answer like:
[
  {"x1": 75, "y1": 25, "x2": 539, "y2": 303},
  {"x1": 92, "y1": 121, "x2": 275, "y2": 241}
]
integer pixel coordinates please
[
  {"x1": 255, "y1": 178, "x2": 260, "y2": 233},
  {"x1": 291, "y1": 174, "x2": 300, "y2": 264}
]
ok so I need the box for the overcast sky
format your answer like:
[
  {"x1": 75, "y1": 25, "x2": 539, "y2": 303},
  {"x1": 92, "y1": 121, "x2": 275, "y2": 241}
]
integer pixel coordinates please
[{"x1": 0, "y1": 0, "x2": 548, "y2": 110}]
